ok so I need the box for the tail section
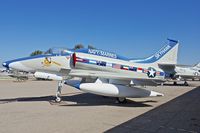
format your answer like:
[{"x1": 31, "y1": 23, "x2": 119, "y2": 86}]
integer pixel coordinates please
[
  {"x1": 194, "y1": 62, "x2": 200, "y2": 68},
  {"x1": 130, "y1": 39, "x2": 179, "y2": 64}
]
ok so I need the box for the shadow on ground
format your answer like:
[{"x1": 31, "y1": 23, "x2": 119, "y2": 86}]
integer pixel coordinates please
[
  {"x1": 105, "y1": 86, "x2": 200, "y2": 133},
  {"x1": 0, "y1": 92, "x2": 156, "y2": 107}
]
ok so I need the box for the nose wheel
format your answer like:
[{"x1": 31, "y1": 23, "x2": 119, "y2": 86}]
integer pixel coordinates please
[
  {"x1": 55, "y1": 80, "x2": 64, "y2": 103},
  {"x1": 55, "y1": 97, "x2": 61, "y2": 103}
]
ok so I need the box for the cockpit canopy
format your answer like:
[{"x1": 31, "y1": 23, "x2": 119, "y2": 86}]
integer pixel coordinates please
[{"x1": 44, "y1": 47, "x2": 73, "y2": 55}]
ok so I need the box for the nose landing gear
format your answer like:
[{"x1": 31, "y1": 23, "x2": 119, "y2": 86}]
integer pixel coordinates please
[{"x1": 55, "y1": 80, "x2": 64, "y2": 103}]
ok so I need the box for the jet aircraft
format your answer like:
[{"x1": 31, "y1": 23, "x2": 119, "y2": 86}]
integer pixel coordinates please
[
  {"x1": 2, "y1": 39, "x2": 179, "y2": 103},
  {"x1": 174, "y1": 63, "x2": 200, "y2": 85}
]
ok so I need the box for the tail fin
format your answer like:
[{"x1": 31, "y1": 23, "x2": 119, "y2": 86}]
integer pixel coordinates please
[
  {"x1": 194, "y1": 62, "x2": 200, "y2": 68},
  {"x1": 130, "y1": 39, "x2": 179, "y2": 64}
]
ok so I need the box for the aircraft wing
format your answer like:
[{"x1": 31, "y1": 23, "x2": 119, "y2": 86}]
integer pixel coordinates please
[
  {"x1": 176, "y1": 74, "x2": 200, "y2": 80},
  {"x1": 69, "y1": 69, "x2": 165, "y2": 86}
]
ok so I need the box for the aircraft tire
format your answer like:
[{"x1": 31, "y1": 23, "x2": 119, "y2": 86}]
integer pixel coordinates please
[
  {"x1": 184, "y1": 81, "x2": 189, "y2": 86},
  {"x1": 116, "y1": 97, "x2": 127, "y2": 104}
]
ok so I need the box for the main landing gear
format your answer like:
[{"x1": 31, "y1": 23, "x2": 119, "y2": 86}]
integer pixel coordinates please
[
  {"x1": 55, "y1": 80, "x2": 64, "y2": 102},
  {"x1": 184, "y1": 81, "x2": 189, "y2": 86},
  {"x1": 116, "y1": 97, "x2": 127, "y2": 104},
  {"x1": 173, "y1": 81, "x2": 189, "y2": 86},
  {"x1": 173, "y1": 81, "x2": 177, "y2": 85}
]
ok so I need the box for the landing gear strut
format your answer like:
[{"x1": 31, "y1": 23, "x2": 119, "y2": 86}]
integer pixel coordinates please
[
  {"x1": 184, "y1": 81, "x2": 189, "y2": 86},
  {"x1": 55, "y1": 80, "x2": 64, "y2": 102},
  {"x1": 116, "y1": 97, "x2": 127, "y2": 104},
  {"x1": 173, "y1": 81, "x2": 177, "y2": 85}
]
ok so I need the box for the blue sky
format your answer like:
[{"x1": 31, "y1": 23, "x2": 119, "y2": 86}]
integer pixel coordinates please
[{"x1": 0, "y1": 0, "x2": 199, "y2": 65}]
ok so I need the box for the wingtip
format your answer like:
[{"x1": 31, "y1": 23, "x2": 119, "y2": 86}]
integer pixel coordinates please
[{"x1": 167, "y1": 38, "x2": 179, "y2": 43}]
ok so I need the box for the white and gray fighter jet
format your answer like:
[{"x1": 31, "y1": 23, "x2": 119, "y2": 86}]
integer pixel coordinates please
[
  {"x1": 173, "y1": 63, "x2": 200, "y2": 85},
  {"x1": 2, "y1": 39, "x2": 179, "y2": 103}
]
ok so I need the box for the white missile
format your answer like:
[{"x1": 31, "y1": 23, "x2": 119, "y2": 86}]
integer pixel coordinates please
[
  {"x1": 34, "y1": 72, "x2": 63, "y2": 81},
  {"x1": 75, "y1": 83, "x2": 164, "y2": 98}
]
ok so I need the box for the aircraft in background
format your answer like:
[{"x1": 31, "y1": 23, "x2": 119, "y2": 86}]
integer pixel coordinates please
[
  {"x1": 0, "y1": 68, "x2": 7, "y2": 72},
  {"x1": 173, "y1": 63, "x2": 200, "y2": 85},
  {"x1": 2, "y1": 39, "x2": 179, "y2": 103}
]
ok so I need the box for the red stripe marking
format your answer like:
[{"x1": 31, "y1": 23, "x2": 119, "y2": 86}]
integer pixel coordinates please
[{"x1": 73, "y1": 53, "x2": 76, "y2": 66}]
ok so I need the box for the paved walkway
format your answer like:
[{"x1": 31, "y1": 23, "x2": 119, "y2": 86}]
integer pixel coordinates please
[{"x1": 106, "y1": 87, "x2": 200, "y2": 133}]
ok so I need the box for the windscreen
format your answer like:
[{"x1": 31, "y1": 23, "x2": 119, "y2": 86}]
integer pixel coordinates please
[{"x1": 44, "y1": 47, "x2": 72, "y2": 55}]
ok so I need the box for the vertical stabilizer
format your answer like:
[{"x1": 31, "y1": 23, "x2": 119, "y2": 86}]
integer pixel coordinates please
[
  {"x1": 130, "y1": 39, "x2": 179, "y2": 65},
  {"x1": 194, "y1": 62, "x2": 200, "y2": 68}
]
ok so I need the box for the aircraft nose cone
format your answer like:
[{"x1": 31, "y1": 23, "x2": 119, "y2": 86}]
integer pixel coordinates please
[
  {"x1": 9, "y1": 62, "x2": 23, "y2": 70},
  {"x1": 8, "y1": 61, "x2": 34, "y2": 72}
]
